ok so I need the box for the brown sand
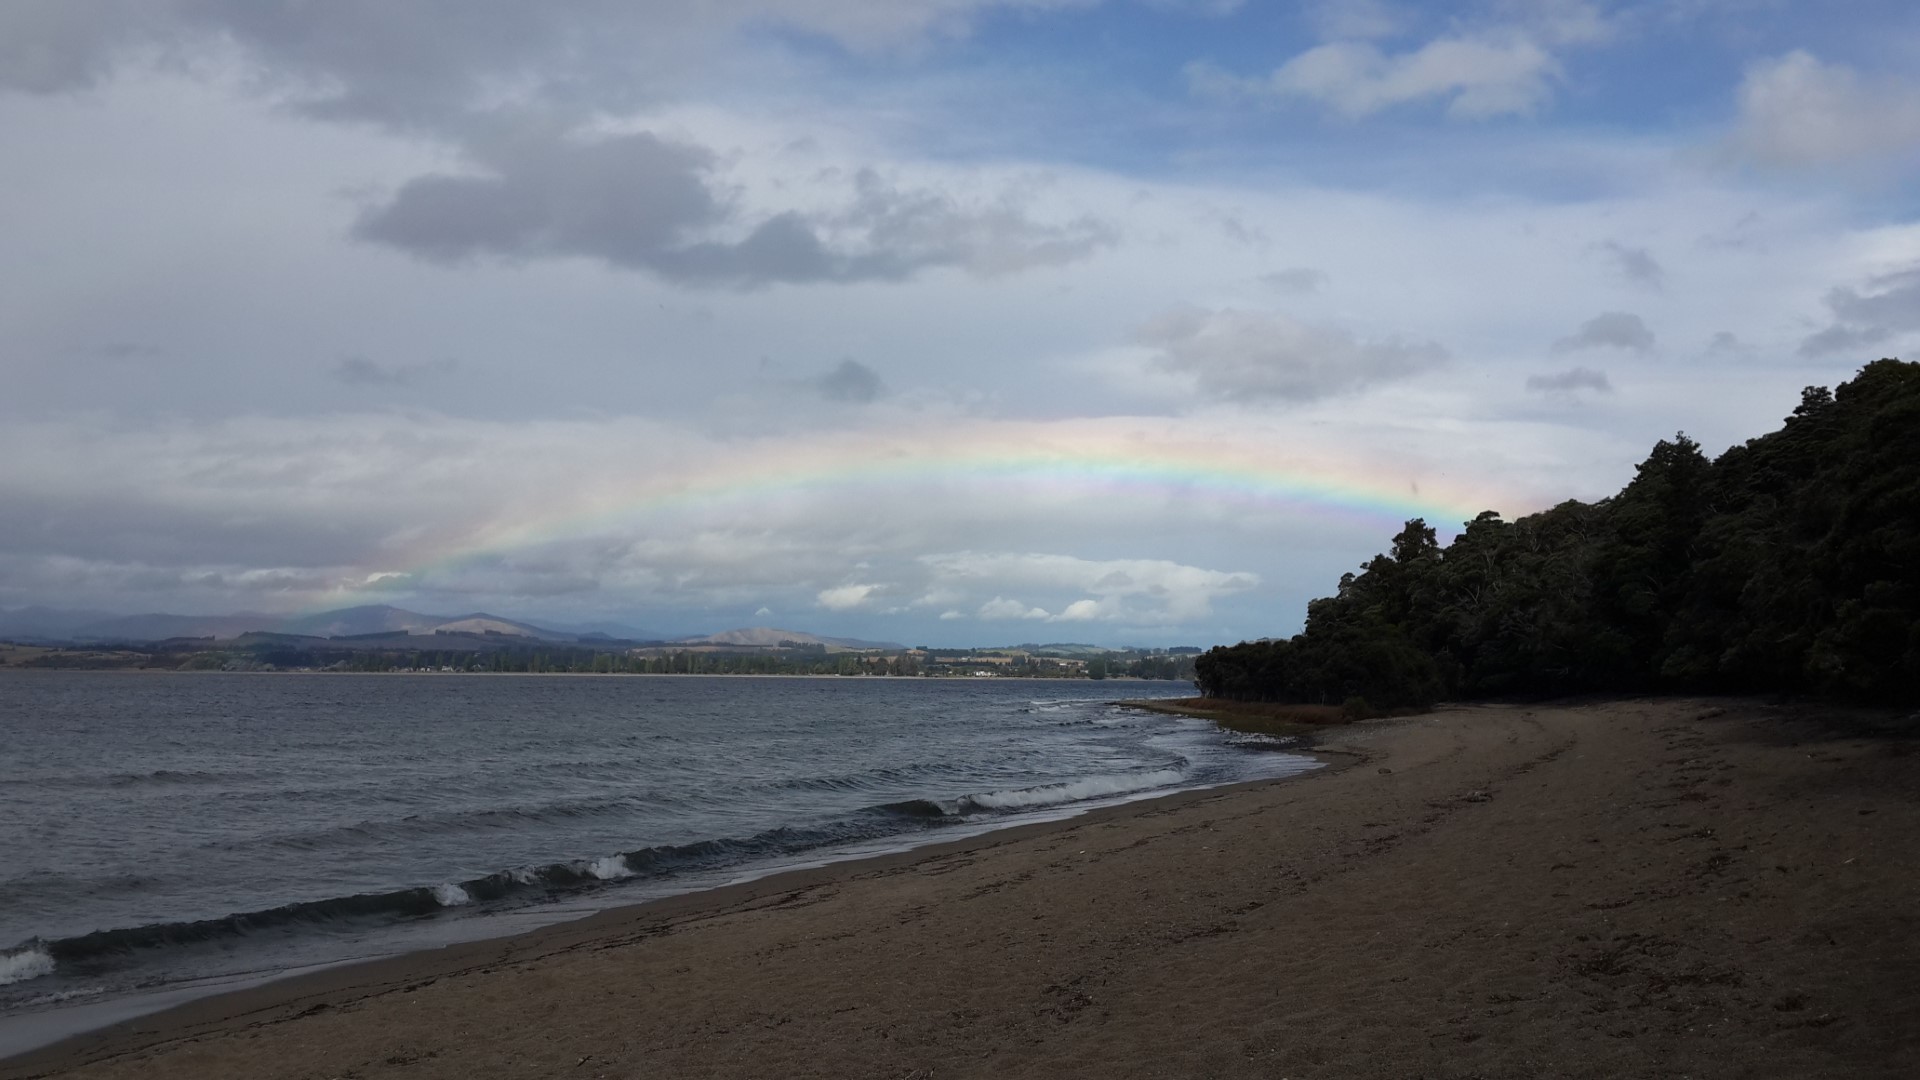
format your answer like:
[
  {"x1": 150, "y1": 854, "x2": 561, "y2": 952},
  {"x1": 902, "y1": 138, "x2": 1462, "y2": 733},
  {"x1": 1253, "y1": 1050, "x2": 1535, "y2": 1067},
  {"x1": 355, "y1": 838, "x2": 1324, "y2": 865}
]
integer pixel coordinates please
[{"x1": 6, "y1": 698, "x2": 1916, "y2": 1079}]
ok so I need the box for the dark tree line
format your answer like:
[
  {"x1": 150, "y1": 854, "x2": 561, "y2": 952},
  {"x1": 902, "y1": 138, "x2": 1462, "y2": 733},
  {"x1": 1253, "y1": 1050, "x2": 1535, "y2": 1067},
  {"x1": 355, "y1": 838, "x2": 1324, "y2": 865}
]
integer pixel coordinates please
[{"x1": 1196, "y1": 359, "x2": 1920, "y2": 709}]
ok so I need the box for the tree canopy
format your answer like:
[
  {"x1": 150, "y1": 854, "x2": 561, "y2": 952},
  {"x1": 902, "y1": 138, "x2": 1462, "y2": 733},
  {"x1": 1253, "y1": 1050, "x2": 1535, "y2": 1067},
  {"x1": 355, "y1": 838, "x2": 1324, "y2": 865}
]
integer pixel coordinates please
[{"x1": 1196, "y1": 359, "x2": 1920, "y2": 709}]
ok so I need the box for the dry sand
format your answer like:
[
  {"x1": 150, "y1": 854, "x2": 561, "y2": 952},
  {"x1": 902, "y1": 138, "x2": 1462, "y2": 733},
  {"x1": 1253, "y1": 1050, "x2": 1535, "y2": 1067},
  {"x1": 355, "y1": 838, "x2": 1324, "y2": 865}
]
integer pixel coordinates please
[{"x1": 5, "y1": 698, "x2": 1915, "y2": 1079}]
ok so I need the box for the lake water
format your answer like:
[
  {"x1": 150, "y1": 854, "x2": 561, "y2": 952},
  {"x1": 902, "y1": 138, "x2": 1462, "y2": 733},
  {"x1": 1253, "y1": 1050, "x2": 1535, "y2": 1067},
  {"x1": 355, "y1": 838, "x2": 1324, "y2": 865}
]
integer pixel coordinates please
[{"x1": 0, "y1": 673, "x2": 1316, "y2": 1051}]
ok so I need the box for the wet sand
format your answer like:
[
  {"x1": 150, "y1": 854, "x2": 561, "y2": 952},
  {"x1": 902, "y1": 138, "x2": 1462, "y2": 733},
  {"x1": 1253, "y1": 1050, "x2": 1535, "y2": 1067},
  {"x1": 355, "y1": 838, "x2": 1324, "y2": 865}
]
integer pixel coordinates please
[{"x1": 6, "y1": 698, "x2": 1915, "y2": 1079}]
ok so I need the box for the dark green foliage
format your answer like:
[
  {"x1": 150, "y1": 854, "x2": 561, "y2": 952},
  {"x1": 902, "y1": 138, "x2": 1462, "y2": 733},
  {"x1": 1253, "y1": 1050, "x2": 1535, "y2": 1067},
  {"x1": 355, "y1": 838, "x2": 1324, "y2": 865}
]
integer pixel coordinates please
[{"x1": 1197, "y1": 360, "x2": 1920, "y2": 707}]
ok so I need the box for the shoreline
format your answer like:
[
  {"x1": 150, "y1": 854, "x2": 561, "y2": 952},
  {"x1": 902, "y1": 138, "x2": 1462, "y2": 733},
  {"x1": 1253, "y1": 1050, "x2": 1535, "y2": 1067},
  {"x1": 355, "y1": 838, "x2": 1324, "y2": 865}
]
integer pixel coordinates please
[
  {"x1": 0, "y1": 724, "x2": 1336, "y2": 1069},
  {"x1": 7, "y1": 697, "x2": 1914, "y2": 1078},
  {"x1": 0, "y1": 748, "x2": 1354, "y2": 1076}
]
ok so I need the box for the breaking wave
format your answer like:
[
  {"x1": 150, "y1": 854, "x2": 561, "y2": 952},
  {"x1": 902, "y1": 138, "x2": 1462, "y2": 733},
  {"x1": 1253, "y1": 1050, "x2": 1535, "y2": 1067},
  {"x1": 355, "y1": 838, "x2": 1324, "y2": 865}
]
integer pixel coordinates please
[
  {"x1": 4, "y1": 758, "x2": 1200, "y2": 986},
  {"x1": 0, "y1": 946, "x2": 54, "y2": 986}
]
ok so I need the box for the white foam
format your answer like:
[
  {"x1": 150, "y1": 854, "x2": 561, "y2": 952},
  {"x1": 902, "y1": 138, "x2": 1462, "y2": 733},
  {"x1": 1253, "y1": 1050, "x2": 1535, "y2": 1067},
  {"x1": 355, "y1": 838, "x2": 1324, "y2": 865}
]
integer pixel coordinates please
[
  {"x1": 0, "y1": 947, "x2": 54, "y2": 986},
  {"x1": 965, "y1": 767, "x2": 1188, "y2": 812},
  {"x1": 508, "y1": 867, "x2": 542, "y2": 885},
  {"x1": 432, "y1": 883, "x2": 471, "y2": 907},
  {"x1": 587, "y1": 855, "x2": 633, "y2": 880}
]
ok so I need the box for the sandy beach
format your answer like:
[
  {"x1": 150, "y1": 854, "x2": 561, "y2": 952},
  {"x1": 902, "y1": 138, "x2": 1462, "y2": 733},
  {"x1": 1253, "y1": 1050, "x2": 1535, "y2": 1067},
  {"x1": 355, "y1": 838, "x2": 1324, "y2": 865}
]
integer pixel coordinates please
[{"x1": 5, "y1": 697, "x2": 1915, "y2": 1079}]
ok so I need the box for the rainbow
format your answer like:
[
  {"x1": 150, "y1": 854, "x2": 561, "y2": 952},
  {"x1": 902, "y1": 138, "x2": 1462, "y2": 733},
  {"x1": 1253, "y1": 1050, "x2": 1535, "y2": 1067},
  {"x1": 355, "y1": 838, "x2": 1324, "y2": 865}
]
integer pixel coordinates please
[{"x1": 352, "y1": 421, "x2": 1516, "y2": 597}]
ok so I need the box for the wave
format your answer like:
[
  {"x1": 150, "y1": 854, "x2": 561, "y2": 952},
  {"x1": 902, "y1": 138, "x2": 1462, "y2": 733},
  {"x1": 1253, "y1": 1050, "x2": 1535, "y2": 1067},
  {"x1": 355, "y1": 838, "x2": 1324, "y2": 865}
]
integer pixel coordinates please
[
  {"x1": 5, "y1": 817, "x2": 920, "y2": 980},
  {"x1": 6, "y1": 759, "x2": 1197, "y2": 987},
  {"x1": 0, "y1": 946, "x2": 54, "y2": 986},
  {"x1": 226, "y1": 792, "x2": 693, "y2": 853},
  {"x1": 3, "y1": 768, "x2": 266, "y2": 790},
  {"x1": 869, "y1": 762, "x2": 1190, "y2": 819}
]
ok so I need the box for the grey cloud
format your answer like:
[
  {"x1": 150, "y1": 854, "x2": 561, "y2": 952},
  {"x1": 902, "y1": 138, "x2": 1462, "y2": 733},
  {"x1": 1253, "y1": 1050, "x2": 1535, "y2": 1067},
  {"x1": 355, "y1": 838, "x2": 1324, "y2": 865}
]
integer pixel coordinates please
[
  {"x1": 1552, "y1": 311, "x2": 1654, "y2": 353},
  {"x1": 331, "y1": 355, "x2": 457, "y2": 387},
  {"x1": 1798, "y1": 324, "x2": 1892, "y2": 358},
  {"x1": 1138, "y1": 307, "x2": 1448, "y2": 402},
  {"x1": 354, "y1": 134, "x2": 1113, "y2": 287},
  {"x1": 1597, "y1": 241, "x2": 1664, "y2": 289},
  {"x1": 1261, "y1": 267, "x2": 1328, "y2": 294},
  {"x1": 815, "y1": 359, "x2": 885, "y2": 403},
  {"x1": 0, "y1": 1, "x2": 1093, "y2": 123},
  {"x1": 1827, "y1": 266, "x2": 1920, "y2": 327},
  {"x1": 7, "y1": 4, "x2": 1118, "y2": 291},
  {"x1": 1525, "y1": 366, "x2": 1611, "y2": 393},
  {"x1": 1799, "y1": 266, "x2": 1920, "y2": 356},
  {"x1": 353, "y1": 131, "x2": 723, "y2": 266},
  {"x1": 838, "y1": 169, "x2": 1117, "y2": 278},
  {"x1": 1707, "y1": 330, "x2": 1743, "y2": 352}
]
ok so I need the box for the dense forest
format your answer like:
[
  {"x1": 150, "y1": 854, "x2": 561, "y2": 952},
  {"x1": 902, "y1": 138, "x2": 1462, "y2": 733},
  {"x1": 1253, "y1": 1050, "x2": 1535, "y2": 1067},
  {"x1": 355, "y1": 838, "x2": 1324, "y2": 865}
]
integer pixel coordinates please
[{"x1": 1196, "y1": 359, "x2": 1920, "y2": 709}]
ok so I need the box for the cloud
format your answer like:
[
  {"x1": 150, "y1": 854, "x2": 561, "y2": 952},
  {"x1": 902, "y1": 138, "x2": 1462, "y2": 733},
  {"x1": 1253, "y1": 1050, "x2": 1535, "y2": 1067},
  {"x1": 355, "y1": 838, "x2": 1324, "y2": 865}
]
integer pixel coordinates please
[
  {"x1": 1261, "y1": 267, "x2": 1328, "y2": 294},
  {"x1": 1596, "y1": 241, "x2": 1664, "y2": 289},
  {"x1": 1525, "y1": 366, "x2": 1612, "y2": 393},
  {"x1": 816, "y1": 583, "x2": 884, "y2": 611},
  {"x1": 1797, "y1": 325, "x2": 1892, "y2": 358},
  {"x1": 815, "y1": 359, "x2": 885, "y2": 403},
  {"x1": 1552, "y1": 311, "x2": 1655, "y2": 353},
  {"x1": 1306, "y1": 0, "x2": 1410, "y2": 41},
  {"x1": 924, "y1": 551, "x2": 1258, "y2": 623},
  {"x1": 5, "y1": 4, "x2": 1117, "y2": 292},
  {"x1": 977, "y1": 596, "x2": 1050, "y2": 620},
  {"x1": 1137, "y1": 307, "x2": 1447, "y2": 402},
  {"x1": 353, "y1": 133, "x2": 1113, "y2": 287},
  {"x1": 1799, "y1": 266, "x2": 1920, "y2": 356},
  {"x1": 331, "y1": 355, "x2": 456, "y2": 387},
  {"x1": 1193, "y1": 34, "x2": 1559, "y2": 120},
  {"x1": 0, "y1": 1, "x2": 1092, "y2": 108},
  {"x1": 1728, "y1": 52, "x2": 1920, "y2": 170}
]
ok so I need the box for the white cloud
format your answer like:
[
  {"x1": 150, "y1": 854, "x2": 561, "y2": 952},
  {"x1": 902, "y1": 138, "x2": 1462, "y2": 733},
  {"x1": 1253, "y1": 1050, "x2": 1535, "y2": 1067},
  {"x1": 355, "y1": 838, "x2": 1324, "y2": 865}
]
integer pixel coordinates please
[
  {"x1": 1195, "y1": 34, "x2": 1559, "y2": 120},
  {"x1": 977, "y1": 596, "x2": 1051, "y2": 620},
  {"x1": 1306, "y1": 0, "x2": 1410, "y2": 41},
  {"x1": 926, "y1": 551, "x2": 1258, "y2": 623},
  {"x1": 1728, "y1": 52, "x2": 1920, "y2": 169},
  {"x1": 1137, "y1": 307, "x2": 1448, "y2": 402},
  {"x1": 1054, "y1": 598, "x2": 1112, "y2": 621},
  {"x1": 816, "y1": 583, "x2": 884, "y2": 610}
]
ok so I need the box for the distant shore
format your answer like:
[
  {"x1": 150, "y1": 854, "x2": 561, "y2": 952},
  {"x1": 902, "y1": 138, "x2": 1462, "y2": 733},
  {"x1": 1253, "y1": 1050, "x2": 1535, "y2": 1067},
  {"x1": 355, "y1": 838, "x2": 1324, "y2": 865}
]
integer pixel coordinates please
[
  {"x1": 0, "y1": 660, "x2": 1180, "y2": 683},
  {"x1": 8, "y1": 696, "x2": 1914, "y2": 1079}
]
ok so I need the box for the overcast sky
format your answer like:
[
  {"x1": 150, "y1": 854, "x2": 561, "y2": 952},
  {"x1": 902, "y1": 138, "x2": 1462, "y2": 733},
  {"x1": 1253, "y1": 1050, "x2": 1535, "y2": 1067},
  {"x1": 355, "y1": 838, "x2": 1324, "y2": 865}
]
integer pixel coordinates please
[{"x1": 3, "y1": 0, "x2": 1917, "y2": 645}]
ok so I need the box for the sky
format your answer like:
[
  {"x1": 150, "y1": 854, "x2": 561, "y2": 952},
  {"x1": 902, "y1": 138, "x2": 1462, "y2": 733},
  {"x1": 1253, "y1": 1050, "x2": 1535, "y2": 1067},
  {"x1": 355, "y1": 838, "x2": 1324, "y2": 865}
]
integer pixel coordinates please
[{"x1": 3, "y1": 0, "x2": 1918, "y2": 646}]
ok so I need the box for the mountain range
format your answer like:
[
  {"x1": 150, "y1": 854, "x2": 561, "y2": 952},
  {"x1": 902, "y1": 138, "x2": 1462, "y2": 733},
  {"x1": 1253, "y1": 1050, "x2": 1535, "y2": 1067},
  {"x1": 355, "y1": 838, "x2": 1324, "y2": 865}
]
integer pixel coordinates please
[
  {"x1": 0, "y1": 605, "x2": 655, "y2": 644},
  {"x1": 0, "y1": 604, "x2": 903, "y2": 651}
]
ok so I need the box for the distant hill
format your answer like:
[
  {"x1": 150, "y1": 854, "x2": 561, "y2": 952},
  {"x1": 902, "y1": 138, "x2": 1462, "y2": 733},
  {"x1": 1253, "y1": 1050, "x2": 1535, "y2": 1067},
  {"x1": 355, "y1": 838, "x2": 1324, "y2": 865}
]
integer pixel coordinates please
[
  {"x1": 678, "y1": 627, "x2": 905, "y2": 651},
  {"x1": 275, "y1": 606, "x2": 567, "y2": 640},
  {"x1": 1002, "y1": 642, "x2": 1118, "y2": 657},
  {"x1": 45, "y1": 604, "x2": 584, "y2": 644},
  {"x1": 13, "y1": 607, "x2": 902, "y2": 652}
]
